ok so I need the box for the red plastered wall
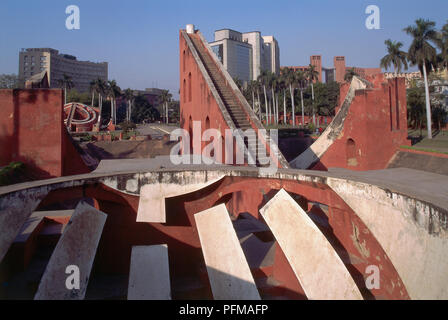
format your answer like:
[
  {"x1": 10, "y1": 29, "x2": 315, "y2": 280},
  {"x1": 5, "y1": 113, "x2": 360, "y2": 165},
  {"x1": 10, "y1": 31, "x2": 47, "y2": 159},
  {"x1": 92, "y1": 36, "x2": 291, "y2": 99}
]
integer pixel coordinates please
[
  {"x1": 0, "y1": 89, "x2": 89, "y2": 179},
  {"x1": 315, "y1": 75, "x2": 410, "y2": 171},
  {"x1": 179, "y1": 31, "x2": 233, "y2": 163}
]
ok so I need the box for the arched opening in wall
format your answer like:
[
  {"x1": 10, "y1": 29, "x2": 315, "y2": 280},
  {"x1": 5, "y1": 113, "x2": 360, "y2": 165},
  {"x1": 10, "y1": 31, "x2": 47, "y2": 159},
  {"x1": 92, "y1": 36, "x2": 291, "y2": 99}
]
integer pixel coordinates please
[
  {"x1": 346, "y1": 138, "x2": 357, "y2": 167},
  {"x1": 188, "y1": 72, "x2": 192, "y2": 102},
  {"x1": 189, "y1": 116, "x2": 193, "y2": 155},
  {"x1": 204, "y1": 116, "x2": 214, "y2": 159},
  {"x1": 183, "y1": 50, "x2": 186, "y2": 73},
  {"x1": 183, "y1": 79, "x2": 186, "y2": 103}
]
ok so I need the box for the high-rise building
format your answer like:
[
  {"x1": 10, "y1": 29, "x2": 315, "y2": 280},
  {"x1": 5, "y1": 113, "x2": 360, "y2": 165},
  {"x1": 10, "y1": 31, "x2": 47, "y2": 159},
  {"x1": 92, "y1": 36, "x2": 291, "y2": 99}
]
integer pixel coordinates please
[
  {"x1": 18, "y1": 48, "x2": 108, "y2": 93},
  {"x1": 209, "y1": 29, "x2": 280, "y2": 82},
  {"x1": 262, "y1": 36, "x2": 280, "y2": 77}
]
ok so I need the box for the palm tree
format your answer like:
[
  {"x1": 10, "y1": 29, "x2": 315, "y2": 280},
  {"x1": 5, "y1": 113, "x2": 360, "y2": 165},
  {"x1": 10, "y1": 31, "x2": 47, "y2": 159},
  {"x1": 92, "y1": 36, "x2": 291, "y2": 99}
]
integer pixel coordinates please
[
  {"x1": 252, "y1": 80, "x2": 262, "y2": 120},
  {"x1": 344, "y1": 68, "x2": 359, "y2": 82},
  {"x1": 123, "y1": 88, "x2": 134, "y2": 122},
  {"x1": 160, "y1": 90, "x2": 172, "y2": 124},
  {"x1": 94, "y1": 78, "x2": 106, "y2": 126},
  {"x1": 258, "y1": 70, "x2": 271, "y2": 124},
  {"x1": 305, "y1": 65, "x2": 319, "y2": 125},
  {"x1": 270, "y1": 73, "x2": 280, "y2": 125},
  {"x1": 295, "y1": 70, "x2": 307, "y2": 126},
  {"x1": 283, "y1": 68, "x2": 295, "y2": 126},
  {"x1": 279, "y1": 70, "x2": 288, "y2": 125},
  {"x1": 404, "y1": 18, "x2": 439, "y2": 139},
  {"x1": 89, "y1": 80, "x2": 96, "y2": 107},
  {"x1": 108, "y1": 80, "x2": 121, "y2": 125},
  {"x1": 380, "y1": 39, "x2": 409, "y2": 75},
  {"x1": 247, "y1": 80, "x2": 257, "y2": 112},
  {"x1": 57, "y1": 74, "x2": 74, "y2": 105}
]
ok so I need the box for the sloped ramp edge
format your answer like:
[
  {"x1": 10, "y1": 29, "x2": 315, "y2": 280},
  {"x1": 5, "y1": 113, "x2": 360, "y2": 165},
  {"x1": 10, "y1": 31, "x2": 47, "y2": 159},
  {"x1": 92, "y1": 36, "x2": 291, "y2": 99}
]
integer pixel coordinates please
[{"x1": 289, "y1": 76, "x2": 370, "y2": 169}]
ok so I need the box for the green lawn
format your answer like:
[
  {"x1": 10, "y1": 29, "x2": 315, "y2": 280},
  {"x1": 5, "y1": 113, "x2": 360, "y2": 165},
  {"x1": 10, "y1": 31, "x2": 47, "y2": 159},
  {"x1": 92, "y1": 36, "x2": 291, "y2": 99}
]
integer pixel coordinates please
[{"x1": 407, "y1": 129, "x2": 448, "y2": 154}]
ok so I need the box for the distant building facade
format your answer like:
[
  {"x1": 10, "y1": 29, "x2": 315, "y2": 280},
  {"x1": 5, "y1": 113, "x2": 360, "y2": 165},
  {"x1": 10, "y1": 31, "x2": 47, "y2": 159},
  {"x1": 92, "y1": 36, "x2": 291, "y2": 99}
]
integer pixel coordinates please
[
  {"x1": 18, "y1": 48, "x2": 108, "y2": 92},
  {"x1": 383, "y1": 71, "x2": 422, "y2": 88},
  {"x1": 209, "y1": 29, "x2": 280, "y2": 82},
  {"x1": 282, "y1": 55, "x2": 381, "y2": 83}
]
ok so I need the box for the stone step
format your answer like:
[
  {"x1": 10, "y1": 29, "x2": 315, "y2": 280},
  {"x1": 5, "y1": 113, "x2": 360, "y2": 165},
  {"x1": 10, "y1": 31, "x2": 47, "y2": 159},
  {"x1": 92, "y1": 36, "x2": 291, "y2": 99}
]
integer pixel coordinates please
[
  {"x1": 194, "y1": 204, "x2": 261, "y2": 300},
  {"x1": 127, "y1": 245, "x2": 171, "y2": 300},
  {"x1": 259, "y1": 189, "x2": 363, "y2": 300},
  {"x1": 34, "y1": 202, "x2": 107, "y2": 300}
]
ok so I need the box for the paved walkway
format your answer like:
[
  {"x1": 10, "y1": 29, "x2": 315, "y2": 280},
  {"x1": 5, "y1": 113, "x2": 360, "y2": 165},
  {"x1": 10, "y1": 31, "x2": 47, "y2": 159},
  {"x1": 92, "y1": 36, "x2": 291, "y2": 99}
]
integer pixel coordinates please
[
  {"x1": 327, "y1": 167, "x2": 448, "y2": 210},
  {"x1": 136, "y1": 124, "x2": 179, "y2": 138}
]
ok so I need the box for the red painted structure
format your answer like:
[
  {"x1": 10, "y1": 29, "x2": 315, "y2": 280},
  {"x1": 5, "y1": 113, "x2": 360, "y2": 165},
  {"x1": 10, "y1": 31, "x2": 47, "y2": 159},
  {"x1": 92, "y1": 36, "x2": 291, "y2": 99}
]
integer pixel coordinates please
[
  {"x1": 283, "y1": 55, "x2": 382, "y2": 84},
  {"x1": 0, "y1": 89, "x2": 90, "y2": 178},
  {"x1": 179, "y1": 29, "x2": 285, "y2": 167},
  {"x1": 11, "y1": 172, "x2": 408, "y2": 300},
  {"x1": 180, "y1": 31, "x2": 230, "y2": 162},
  {"x1": 63, "y1": 102, "x2": 99, "y2": 133},
  {"x1": 311, "y1": 55, "x2": 323, "y2": 82},
  {"x1": 313, "y1": 74, "x2": 410, "y2": 171}
]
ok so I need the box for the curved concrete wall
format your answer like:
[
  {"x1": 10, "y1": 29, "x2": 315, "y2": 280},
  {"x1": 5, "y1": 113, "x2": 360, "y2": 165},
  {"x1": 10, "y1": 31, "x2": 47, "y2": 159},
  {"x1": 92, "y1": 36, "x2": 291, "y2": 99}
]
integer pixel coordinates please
[{"x1": 1, "y1": 164, "x2": 446, "y2": 299}]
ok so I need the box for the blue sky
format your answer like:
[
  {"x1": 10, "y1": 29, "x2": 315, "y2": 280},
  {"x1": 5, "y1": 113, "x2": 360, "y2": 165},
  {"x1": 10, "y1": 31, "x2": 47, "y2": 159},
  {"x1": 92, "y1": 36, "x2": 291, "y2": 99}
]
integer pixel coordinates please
[{"x1": 1, "y1": 0, "x2": 447, "y2": 98}]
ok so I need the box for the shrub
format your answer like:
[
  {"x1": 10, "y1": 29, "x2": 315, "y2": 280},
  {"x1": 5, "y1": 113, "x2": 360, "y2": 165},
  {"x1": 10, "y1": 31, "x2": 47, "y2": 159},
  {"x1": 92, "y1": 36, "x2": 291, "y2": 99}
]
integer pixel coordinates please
[
  {"x1": 119, "y1": 121, "x2": 137, "y2": 134},
  {"x1": 0, "y1": 162, "x2": 26, "y2": 186}
]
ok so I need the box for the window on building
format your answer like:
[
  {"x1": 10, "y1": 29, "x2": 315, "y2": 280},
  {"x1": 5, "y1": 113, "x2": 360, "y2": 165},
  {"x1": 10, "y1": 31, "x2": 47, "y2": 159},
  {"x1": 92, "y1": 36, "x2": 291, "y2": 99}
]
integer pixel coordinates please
[
  {"x1": 235, "y1": 44, "x2": 251, "y2": 82},
  {"x1": 211, "y1": 44, "x2": 223, "y2": 64}
]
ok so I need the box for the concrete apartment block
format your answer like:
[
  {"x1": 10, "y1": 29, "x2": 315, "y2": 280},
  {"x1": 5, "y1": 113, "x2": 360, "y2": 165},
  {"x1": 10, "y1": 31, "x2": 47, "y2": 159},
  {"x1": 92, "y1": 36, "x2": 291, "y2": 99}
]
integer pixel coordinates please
[{"x1": 18, "y1": 48, "x2": 108, "y2": 92}]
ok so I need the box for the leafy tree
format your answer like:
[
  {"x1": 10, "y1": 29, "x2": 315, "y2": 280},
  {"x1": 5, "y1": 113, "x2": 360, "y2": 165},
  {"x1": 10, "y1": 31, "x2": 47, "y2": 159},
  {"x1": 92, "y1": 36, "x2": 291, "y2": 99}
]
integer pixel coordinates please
[
  {"x1": 131, "y1": 94, "x2": 160, "y2": 123},
  {"x1": 302, "y1": 82, "x2": 340, "y2": 118},
  {"x1": 344, "y1": 68, "x2": 359, "y2": 82},
  {"x1": 407, "y1": 85, "x2": 426, "y2": 135},
  {"x1": 0, "y1": 74, "x2": 19, "y2": 89},
  {"x1": 315, "y1": 81, "x2": 340, "y2": 116},
  {"x1": 66, "y1": 89, "x2": 91, "y2": 105}
]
